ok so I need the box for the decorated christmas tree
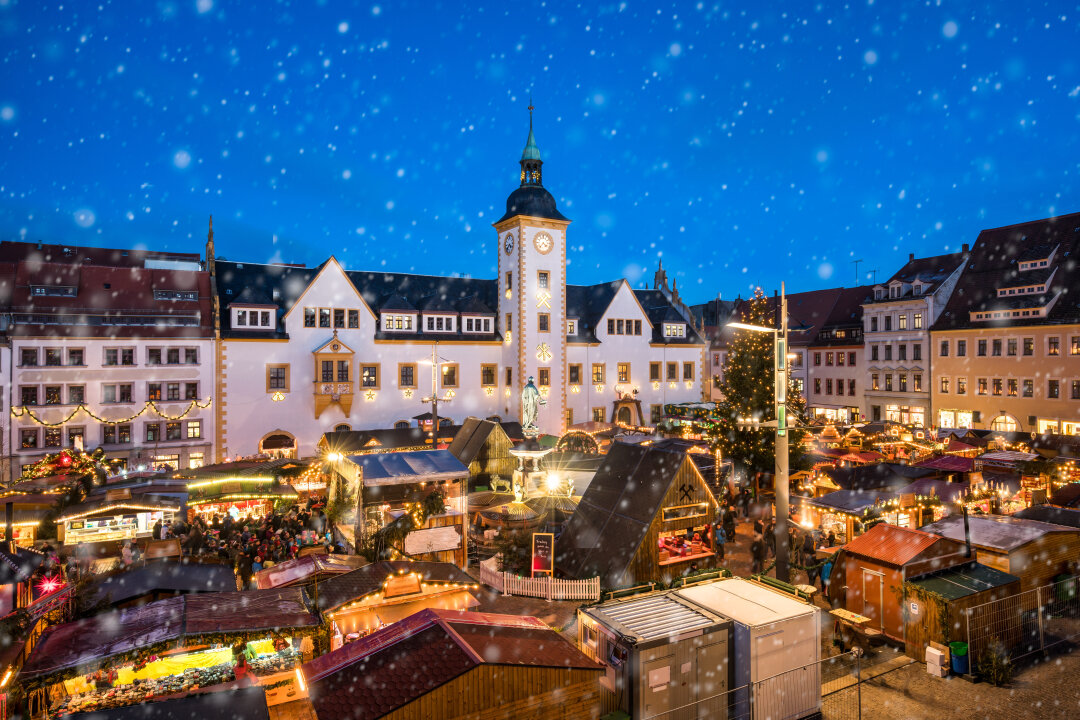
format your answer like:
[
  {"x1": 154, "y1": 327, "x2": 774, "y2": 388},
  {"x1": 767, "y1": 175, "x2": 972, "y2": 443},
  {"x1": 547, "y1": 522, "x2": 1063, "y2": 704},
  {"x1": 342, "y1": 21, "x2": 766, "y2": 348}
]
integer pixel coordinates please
[{"x1": 695, "y1": 288, "x2": 809, "y2": 482}]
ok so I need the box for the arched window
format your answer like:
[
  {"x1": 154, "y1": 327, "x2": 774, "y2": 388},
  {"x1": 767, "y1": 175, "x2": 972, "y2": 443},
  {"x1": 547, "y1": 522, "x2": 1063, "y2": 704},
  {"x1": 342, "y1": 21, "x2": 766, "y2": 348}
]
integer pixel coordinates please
[
  {"x1": 334, "y1": 423, "x2": 351, "y2": 433},
  {"x1": 394, "y1": 420, "x2": 410, "y2": 429},
  {"x1": 438, "y1": 417, "x2": 453, "y2": 428},
  {"x1": 991, "y1": 414, "x2": 1019, "y2": 432},
  {"x1": 260, "y1": 432, "x2": 297, "y2": 459}
]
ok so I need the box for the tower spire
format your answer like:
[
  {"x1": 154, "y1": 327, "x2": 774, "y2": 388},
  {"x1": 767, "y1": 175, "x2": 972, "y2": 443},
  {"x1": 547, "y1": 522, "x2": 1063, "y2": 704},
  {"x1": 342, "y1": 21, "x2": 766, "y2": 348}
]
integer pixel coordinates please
[{"x1": 519, "y1": 99, "x2": 543, "y2": 187}]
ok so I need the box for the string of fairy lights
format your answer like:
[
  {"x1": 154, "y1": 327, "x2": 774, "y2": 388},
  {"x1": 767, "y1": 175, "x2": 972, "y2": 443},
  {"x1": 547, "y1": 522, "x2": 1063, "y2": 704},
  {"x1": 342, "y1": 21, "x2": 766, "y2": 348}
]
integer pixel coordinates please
[{"x1": 10, "y1": 398, "x2": 213, "y2": 427}]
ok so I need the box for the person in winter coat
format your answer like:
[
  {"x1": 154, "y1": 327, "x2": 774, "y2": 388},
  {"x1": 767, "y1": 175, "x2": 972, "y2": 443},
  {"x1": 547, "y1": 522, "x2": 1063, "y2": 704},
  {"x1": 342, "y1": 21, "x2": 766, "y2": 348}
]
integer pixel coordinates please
[
  {"x1": 152, "y1": 519, "x2": 163, "y2": 541},
  {"x1": 750, "y1": 536, "x2": 765, "y2": 574},
  {"x1": 714, "y1": 523, "x2": 727, "y2": 561}
]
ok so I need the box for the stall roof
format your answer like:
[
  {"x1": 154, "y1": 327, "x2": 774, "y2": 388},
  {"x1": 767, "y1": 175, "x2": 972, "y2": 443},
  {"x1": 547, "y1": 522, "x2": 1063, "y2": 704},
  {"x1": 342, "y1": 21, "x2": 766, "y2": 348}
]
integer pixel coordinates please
[
  {"x1": 314, "y1": 560, "x2": 476, "y2": 613},
  {"x1": 1050, "y1": 483, "x2": 1080, "y2": 508},
  {"x1": 581, "y1": 590, "x2": 728, "y2": 643},
  {"x1": 0, "y1": 544, "x2": 45, "y2": 585},
  {"x1": 914, "y1": 455, "x2": 975, "y2": 473},
  {"x1": 804, "y1": 489, "x2": 897, "y2": 514},
  {"x1": 346, "y1": 449, "x2": 469, "y2": 486},
  {"x1": 21, "y1": 589, "x2": 319, "y2": 680},
  {"x1": 921, "y1": 514, "x2": 1077, "y2": 553},
  {"x1": 446, "y1": 417, "x2": 519, "y2": 465},
  {"x1": 907, "y1": 563, "x2": 1020, "y2": 600},
  {"x1": 978, "y1": 451, "x2": 1040, "y2": 465},
  {"x1": 303, "y1": 609, "x2": 601, "y2": 719},
  {"x1": 177, "y1": 457, "x2": 306, "y2": 479},
  {"x1": 89, "y1": 562, "x2": 238, "y2": 606},
  {"x1": 842, "y1": 523, "x2": 949, "y2": 566},
  {"x1": 1012, "y1": 505, "x2": 1080, "y2": 530},
  {"x1": 897, "y1": 478, "x2": 969, "y2": 503},
  {"x1": 819, "y1": 463, "x2": 936, "y2": 492},
  {"x1": 67, "y1": 686, "x2": 270, "y2": 720},
  {"x1": 676, "y1": 579, "x2": 816, "y2": 627},
  {"x1": 57, "y1": 494, "x2": 180, "y2": 523},
  {"x1": 254, "y1": 553, "x2": 368, "y2": 590}
]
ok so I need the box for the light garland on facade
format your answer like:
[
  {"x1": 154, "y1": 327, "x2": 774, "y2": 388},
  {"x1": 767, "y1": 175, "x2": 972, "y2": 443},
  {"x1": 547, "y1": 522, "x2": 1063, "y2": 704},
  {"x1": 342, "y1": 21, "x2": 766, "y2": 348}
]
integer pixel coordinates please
[
  {"x1": 186, "y1": 476, "x2": 276, "y2": 489},
  {"x1": 187, "y1": 491, "x2": 297, "y2": 507},
  {"x1": 10, "y1": 398, "x2": 213, "y2": 427}
]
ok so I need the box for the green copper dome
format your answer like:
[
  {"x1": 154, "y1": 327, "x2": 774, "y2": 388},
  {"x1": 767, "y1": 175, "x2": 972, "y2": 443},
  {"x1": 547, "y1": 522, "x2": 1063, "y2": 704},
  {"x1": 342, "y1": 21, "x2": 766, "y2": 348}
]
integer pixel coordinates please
[{"x1": 521, "y1": 127, "x2": 541, "y2": 161}]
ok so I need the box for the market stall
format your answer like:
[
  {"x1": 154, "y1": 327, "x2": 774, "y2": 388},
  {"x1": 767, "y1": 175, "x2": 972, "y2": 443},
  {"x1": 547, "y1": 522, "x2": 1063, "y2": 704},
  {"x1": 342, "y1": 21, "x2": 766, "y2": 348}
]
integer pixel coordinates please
[
  {"x1": 253, "y1": 553, "x2": 368, "y2": 590},
  {"x1": 315, "y1": 561, "x2": 480, "y2": 643},
  {"x1": 55, "y1": 495, "x2": 179, "y2": 545},
  {"x1": 17, "y1": 588, "x2": 321, "y2": 716},
  {"x1": 185, "y1": 477, "x2": 299, "y2": 521},
  {"x1": 0, "y1": 492, "x2": 59, "y2": 546}
]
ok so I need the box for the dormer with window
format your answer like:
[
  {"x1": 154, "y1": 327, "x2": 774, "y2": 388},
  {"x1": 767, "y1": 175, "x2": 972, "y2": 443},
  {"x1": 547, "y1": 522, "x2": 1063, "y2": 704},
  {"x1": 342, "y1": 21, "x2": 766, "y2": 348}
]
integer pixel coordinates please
[
  {"x1": 423, "y1": 315, "x2": 457, "y2": 333},
  {"x1": 1018, "y1": 244, "x2": 1058, "y2": 271},
  {"x1": 379, "y1": 294, "x2": 417, "y2": 333},
  {"x1": 419, "y1": 295, "x2": 459, "y2": 334},
  {"x1": 663, "y1": 323, "x2": 686, "y2": 338},
  {"x1": 873, "y1": 286, "x2": 886, "y2": 301},
  {"x1": 154, "y1": 289, "x2": 198, "y2": 301},
  {"x1": 30, "y1": 285, "x2": 77, "y2": 298},
  {"x1": 461, "y1": 315, "x2": 493, "y2": 333},
  {"x1": 567, "y1": 318, "x2": 578, "y2": 336},
  {"x1": 996, "y1": 266, "x2": 1056, "y2": 298},
  {"x1": 231, "y1": 305, "x2": 276, "y2": 330}
]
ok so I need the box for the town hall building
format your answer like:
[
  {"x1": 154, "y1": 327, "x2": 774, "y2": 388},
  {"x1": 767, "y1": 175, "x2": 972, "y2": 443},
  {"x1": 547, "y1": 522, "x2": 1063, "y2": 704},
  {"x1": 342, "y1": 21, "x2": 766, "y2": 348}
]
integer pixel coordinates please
[{"x1": 212, "y1": 115, "x2": 707, "y2": 459}]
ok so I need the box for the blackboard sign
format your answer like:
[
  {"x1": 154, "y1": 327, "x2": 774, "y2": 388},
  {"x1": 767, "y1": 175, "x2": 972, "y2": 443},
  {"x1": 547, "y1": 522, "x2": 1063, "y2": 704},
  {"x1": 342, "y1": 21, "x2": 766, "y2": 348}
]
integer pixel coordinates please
[{"x1": 532, "y1": 532, "x2": 554, "y2": 577}]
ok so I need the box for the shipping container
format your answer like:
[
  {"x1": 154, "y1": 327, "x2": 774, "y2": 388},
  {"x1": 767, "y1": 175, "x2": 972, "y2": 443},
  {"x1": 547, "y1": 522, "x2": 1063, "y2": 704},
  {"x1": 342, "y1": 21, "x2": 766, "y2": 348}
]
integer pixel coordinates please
[
  {"x1": 577, "y1": 589, "x2": 733, "y2": 719},
  {"x1": 675, "y1": 579, "x2": 822, "y2": 720}
]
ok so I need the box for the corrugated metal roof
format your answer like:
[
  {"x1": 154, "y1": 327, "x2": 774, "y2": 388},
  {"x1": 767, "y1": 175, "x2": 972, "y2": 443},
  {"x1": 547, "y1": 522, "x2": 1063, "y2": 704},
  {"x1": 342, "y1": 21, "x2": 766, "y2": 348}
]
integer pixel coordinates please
[
  {"x1": 585, "y1": 592, "x2": 724, "y2": 642},
  {"x1": 347, "y1": 449, "x2": 469, "y2": 485},
  {"x1": 842, "y1": 523, "x2": 943, "y2": 566},
  {"x1": 921, "y1": 514, "x2": 1074, "y2": 552},
  {"x1": 907, "y1": 562, "x2": 1020, "y2": 600}
]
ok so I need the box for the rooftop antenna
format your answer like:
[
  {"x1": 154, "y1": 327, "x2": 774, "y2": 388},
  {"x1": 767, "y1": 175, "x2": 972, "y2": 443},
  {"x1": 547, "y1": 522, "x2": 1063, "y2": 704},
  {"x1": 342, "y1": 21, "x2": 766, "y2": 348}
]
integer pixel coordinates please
[
  {"x1": 851, "y1": 259, "x2": 863, "y2": 285},
  {"x1": 870, "y1": 269, "x2": 878, "y2": 285}
]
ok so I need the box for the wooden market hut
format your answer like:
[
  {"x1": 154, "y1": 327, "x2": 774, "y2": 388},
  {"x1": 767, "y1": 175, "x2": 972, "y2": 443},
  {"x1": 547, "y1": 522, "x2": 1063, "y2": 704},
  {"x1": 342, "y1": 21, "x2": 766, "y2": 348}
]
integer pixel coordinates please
[
  {"x1": 313, "y1": 561, "x2": 480, "y2": 638},
  {"x1": 301, "y1": 608, "x2": 604, "y2": 720},
  {"x1": 61, "y1": 686, "x2": 271, "y2": 720},
  {"x1": 0, "y1": 492, "x2": 60, "y2": 546},
  {"x1": 446, "y1": 417, "x2": 518, "y2": 490},
  {"x1": 55, "y1": 493, "x2": 181, "y2": 546},
  {"x1": 87, "y1": 562, "x2": 239, "y2": 609},
  {"x1": 556, "y1": 442, "x2": 721, "y2": 589},
  {"x1": 920, "y1": 514, "x2": 1080, "y2": 590},
  {"x1": 902, "y1": 562, "x2": 1021, "y2": 658},
  {"x1": 0, "y1": 542, "x2": 46, "y2": 616},
  {"x1": 840, "y1": 523, "x2": 968, "y2": 641},
  {"x1": 329, "y1": 450, "x2": 470, "y2": 566}
]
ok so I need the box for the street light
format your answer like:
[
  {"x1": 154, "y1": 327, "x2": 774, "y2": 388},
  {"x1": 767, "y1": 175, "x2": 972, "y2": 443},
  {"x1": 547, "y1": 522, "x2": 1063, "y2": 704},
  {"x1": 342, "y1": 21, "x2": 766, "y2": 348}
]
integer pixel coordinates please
[
  {"x1": 419, "y1": 344, "x2": 452, "y2": 447},
  {"x1": 727, "y1": 281, "x2": 791, "y2": 583}
]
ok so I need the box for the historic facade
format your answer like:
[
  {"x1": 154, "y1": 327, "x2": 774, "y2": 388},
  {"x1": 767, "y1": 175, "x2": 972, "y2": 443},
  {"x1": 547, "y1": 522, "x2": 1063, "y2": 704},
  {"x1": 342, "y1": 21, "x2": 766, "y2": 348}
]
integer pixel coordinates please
[
  {"x1": 213, "y1": 117, "x2": 706, "y2": 459},
  {"x1": 0, "y1": 243, "x2": 216, "y2": 480}
]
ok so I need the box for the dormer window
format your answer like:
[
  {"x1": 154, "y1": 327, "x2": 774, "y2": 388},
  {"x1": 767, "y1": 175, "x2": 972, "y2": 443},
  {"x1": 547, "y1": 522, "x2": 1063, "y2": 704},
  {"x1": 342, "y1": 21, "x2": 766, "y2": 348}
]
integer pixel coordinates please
[
  {"x1": 874, "y1": 288, "x2": 884, "y2": 300},
  {"x1": 154, "y1": 290, "x2": 197, "y2": 301},
  {"x1": 913, "y1": 285, "x2": 923, "y2": 295},
  {"x1": 567, "y1": 319, "x2": 577, "y2": 335},
  {"x1": 382, "y1": 314, "x2": 415, "y2": 331},
  {"x1": 233, "y1": 308, "x2": 272, "y2": 328},
  {"x1": 463, "y1": 317, "x2": 492, "y2": 333},
  {"x1": 31, "y1": 285, "x2": 77, "y2": 297},
  {"x1": 424, "y1": 315, "x2": 456, "y2": 333},
  {"x1": 663, "y1": 323, "x2": 686, "y2": 338}
]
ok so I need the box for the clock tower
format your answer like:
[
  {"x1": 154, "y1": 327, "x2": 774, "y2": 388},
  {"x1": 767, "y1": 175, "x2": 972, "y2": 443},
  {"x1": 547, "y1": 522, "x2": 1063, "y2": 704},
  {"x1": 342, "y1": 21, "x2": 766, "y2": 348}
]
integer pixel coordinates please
[{"x1": 494, "y1": 105, "x2": 571, "y2": 436}]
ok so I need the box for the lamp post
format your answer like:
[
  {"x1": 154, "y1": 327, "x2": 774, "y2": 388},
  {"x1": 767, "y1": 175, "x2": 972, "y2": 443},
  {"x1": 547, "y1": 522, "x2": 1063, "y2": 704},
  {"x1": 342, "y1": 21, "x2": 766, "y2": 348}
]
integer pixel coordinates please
[
  {"x1": 728, "y1": 282, "x2": 791, "y2": 583},
  {"x1": 420, "y1": 343, "x2": 452, "y2": 448}
]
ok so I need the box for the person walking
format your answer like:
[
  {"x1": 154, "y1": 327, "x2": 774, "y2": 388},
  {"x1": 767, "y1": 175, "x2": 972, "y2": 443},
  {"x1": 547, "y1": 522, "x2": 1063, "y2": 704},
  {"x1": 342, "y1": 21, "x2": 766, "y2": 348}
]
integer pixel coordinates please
[
  {"x1": 715, "y1": 523, "x2": 727, "y2": 561},
  {"x1": 802, "y1": 532, "x2": 818, "y2": 586}
]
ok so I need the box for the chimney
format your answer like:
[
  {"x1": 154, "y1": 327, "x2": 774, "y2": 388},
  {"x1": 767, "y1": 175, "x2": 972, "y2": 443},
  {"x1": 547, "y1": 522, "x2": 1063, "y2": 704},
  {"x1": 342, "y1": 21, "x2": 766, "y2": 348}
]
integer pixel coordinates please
[
  {"x1": 962, "y1": 504, "x2": 972, "y2": 559},
  {"x1": 962, "y1": 243, "x2": 970, "y2": 253},
  {"x1": 909, "y1": 253, "x2": 915, "y2": 262}
]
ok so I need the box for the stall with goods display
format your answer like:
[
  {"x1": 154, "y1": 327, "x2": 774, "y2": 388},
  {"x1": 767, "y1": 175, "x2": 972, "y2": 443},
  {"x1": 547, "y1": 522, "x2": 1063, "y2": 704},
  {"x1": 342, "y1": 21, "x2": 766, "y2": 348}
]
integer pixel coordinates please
[
  {"x1": 185, "y1": 477, "x2": 299, "y2": 521},
  {"x1": 55, "y1": 494, "x2": 179, "y2": 545},
  {"x1": 17, "y1": 588, "x2": 321, "y2": 716}
]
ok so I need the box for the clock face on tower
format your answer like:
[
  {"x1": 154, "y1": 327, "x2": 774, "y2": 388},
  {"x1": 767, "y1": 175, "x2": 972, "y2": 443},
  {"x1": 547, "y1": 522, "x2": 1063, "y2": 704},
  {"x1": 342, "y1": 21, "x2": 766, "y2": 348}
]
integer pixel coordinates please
[
  {"x1": 504, "y1": 234, "x2": 514, "y2": 255},
  {"x1": 533, "y1": 232, "x2": 554, "y2": 255}
]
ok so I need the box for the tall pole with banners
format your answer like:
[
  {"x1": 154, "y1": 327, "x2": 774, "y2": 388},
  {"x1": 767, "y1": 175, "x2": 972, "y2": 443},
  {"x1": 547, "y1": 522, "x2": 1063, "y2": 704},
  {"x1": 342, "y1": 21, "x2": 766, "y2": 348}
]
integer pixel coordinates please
[{"x1": 775, "y1": 282, "x2": 790, "y2": 583}]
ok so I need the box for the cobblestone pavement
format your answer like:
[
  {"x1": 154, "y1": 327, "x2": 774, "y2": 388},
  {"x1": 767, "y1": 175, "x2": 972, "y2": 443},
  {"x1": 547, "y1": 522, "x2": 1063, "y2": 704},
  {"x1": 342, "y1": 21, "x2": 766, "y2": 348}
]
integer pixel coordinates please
[{"x1": 828, "y1": 645, "x2": 1080, "y2": 720}]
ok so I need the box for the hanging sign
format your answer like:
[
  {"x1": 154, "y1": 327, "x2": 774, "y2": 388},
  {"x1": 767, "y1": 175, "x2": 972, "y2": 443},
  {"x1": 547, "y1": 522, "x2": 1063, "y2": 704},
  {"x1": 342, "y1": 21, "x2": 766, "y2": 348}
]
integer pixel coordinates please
[{"x1": 532, "y1": 532, "x2": 554, "y2": 577}]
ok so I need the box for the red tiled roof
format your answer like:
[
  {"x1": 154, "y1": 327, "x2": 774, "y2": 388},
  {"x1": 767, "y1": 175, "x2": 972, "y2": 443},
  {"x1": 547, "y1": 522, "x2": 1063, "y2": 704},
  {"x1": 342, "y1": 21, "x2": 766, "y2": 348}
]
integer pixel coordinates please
[
  {"x1": 303, "y1": 609, "x2": 601, "y2": 719},
  {"x1": 843, "y1": 522, "x2": 944, "y2": 566}
]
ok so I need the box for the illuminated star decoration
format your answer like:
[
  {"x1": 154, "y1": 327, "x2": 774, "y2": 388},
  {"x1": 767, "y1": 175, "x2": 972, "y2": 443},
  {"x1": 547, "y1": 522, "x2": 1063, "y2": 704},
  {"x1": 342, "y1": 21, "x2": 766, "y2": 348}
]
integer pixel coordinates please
[
  {"x1": 36, "y1": 575, "x2": 63, "y2": 595},
  {"x1": 365, "y1": 390, "x2": 376, "y2": 401},
  {"x1": 536, "y1": 343, "x2": 552, "y2": 362},
  {"x1": 271, "y1": 392, "x2": 285, "y2": 402},
  {"x1": 403, "y1": 389, "x2": 413, "y2": 398}
]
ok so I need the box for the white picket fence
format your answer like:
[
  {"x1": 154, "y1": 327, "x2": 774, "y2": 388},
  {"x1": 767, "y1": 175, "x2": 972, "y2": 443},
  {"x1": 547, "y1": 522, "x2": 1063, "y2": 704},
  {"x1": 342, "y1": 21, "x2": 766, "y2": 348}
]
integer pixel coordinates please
[{"x1": 477, "y1": 555, "x2": 600, "y2": 601}]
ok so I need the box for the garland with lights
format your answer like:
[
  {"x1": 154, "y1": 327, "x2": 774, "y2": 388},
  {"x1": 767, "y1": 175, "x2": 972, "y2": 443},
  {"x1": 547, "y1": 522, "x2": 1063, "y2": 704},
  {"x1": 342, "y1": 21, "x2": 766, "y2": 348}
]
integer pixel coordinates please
[
  {"x1": 364, "y1": 490, "x2": 446, "y2": 561},
  {"x1": 10, "y1": 398, "x2": 212, "y2": 427},
  {"x1": 691, "y1": 288, "x2": 810, "y2": 479}
]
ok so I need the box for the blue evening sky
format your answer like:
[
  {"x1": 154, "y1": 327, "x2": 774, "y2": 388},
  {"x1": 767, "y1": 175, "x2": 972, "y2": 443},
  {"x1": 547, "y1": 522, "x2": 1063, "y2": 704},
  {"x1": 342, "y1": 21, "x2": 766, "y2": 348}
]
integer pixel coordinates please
[{"x1": 1, "y1": 1, "x2": 1077, "y2": 301}]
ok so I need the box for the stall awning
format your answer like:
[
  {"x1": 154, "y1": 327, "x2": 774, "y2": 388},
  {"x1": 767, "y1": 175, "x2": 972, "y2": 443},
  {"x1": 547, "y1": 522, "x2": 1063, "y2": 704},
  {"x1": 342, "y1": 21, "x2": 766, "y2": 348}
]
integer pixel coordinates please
[
  {"x1": 185, "y1": 478, "x2": 298, "y2": 506},
  {"x1": 65, "y1": 686, "x2": 270, "y2": 720},
  {"x1": 346, "y1": 449, "x2": 469, "y2": 487},
  {"x1": 20, "y1": 588, "x2": 319, "y2": 682},
  {"x1": 803, "y1": 489, "x2": 898, "y2": 515}
]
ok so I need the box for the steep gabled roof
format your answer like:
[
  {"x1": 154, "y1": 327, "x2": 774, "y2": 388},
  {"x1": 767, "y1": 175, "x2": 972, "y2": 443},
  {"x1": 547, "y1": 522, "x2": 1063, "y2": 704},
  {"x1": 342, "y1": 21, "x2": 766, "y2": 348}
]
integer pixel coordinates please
[
  {"x1": 447, "y1": 417, "x2": 507, "y2": 465},
  {"x1": 556, "y1": 443, "x2": 708, "y2": 587},
  {"x1": 566, "y1": 280, "x2": 622, "y2": 342},
  {"x1": 843, "y1": 523, "x2": 954, "y2": 566},
  {"x1": 933, "y1": 211, "x2": 1080, "y2": 331},
  {"x1": 868, "y1": 251, "x2": 965, "y2": 303},
  {"x1": 634, "y1": 288, "x2": 704, "y2": 345}
]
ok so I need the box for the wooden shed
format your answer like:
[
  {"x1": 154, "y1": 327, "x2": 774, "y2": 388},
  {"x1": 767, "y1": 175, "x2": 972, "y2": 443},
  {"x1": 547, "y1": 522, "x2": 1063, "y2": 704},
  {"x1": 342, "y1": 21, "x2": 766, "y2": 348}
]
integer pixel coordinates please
[
  {"x1": 903, "y1": 562, "x2": 1021, "y2": 657},
  {"x1": 447, "y1": 417, "x2": 518, "y2": 490},
  {"x1": 841, "y1": 523, "x2": 968, "y2": 641},
  {"x1": 302, "y1": 608, "x2": 603, "y2": 720},
  {"x1": 556, "y1": 442, "x2": 721, "y2": 589},
  {"x1": 920, "y1": 514, "x2": 1080, "y2": 590}
]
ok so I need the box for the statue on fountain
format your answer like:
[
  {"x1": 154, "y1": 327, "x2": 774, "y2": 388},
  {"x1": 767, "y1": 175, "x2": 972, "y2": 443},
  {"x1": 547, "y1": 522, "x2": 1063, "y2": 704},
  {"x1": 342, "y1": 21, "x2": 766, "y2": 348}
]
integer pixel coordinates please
[{"x1": 521, "y1": 375, "x2": 546, "y2": 436}]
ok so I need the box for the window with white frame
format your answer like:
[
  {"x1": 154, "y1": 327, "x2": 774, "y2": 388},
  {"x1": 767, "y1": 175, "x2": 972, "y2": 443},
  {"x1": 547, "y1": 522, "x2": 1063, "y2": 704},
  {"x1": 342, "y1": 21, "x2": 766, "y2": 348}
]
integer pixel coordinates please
[
  {"x1": 463, "y1": 316, "x2": 493, "y2": 333},
  {"x1": 424, "y1": 315, "x2": 456, "y2": 332},
  {"x1": 382, "y1": 314, "x2": 415, "y2": 331},
  {"x1": 663, "y1": 323, "x2": 685, "y2": 338}
]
